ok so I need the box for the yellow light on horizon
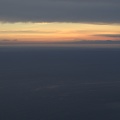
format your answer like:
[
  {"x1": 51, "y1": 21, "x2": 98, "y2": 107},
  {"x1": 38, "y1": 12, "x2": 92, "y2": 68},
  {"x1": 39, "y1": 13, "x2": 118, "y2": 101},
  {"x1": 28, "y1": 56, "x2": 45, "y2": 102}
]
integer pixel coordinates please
[{"x1": 0, "y1": 22, "x2": 120, "y2": 42}]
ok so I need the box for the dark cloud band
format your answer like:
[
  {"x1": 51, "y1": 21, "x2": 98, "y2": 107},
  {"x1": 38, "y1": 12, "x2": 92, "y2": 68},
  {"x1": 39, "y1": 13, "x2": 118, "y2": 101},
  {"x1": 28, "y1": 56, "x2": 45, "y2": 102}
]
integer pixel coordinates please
[{"x1": 0, "y1": 0, "x2": 120, "y2": 23}]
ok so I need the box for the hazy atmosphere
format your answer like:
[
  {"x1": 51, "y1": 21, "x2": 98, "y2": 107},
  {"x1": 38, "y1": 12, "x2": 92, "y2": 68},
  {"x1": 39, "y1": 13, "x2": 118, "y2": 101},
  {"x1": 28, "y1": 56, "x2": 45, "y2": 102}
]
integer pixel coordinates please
[{"x1": 0, "y1": 0, "x2": 120, "y2": 120}]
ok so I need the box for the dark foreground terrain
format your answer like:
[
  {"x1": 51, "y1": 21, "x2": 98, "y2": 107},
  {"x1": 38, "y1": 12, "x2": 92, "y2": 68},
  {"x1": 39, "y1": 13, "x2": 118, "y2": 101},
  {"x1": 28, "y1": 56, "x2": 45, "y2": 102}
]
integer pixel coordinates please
[{"x1": 0, "y1": 45, "x2": 120, "y2": 120}]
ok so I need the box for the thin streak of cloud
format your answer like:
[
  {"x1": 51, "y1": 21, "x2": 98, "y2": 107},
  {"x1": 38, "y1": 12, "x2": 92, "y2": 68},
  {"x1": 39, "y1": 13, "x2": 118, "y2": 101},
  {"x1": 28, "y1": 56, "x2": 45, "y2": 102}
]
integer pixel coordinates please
[
  {"x1": 0, "y1": 30, "x2": 60, "y2": 34},
  {"x1": 94, "y1": 34, "x2": 120, "y2": 38}
]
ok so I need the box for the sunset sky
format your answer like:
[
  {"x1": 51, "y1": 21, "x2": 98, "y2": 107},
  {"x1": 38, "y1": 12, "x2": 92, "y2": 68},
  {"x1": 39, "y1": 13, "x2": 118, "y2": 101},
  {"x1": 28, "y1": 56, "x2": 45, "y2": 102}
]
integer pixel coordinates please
[{"x1": 0, "y1": 0, "x2": 120, "y2": 42}]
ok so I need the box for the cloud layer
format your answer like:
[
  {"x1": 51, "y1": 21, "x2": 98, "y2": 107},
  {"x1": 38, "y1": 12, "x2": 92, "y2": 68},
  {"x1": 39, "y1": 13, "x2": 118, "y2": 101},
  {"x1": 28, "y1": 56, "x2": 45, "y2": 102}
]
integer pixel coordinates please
[
  {"x1": 0, "y1": 0, "x2": 120, "y2": 23},
  {"x1": 94, "y1": 34, "x2": 120, "y2": 38}
]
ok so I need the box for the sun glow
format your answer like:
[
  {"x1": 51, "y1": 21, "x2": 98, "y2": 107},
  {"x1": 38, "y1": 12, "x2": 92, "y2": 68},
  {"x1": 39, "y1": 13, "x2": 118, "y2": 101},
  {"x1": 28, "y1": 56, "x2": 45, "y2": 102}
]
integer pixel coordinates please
[{"x1": 0, "y1": 22, "x2": 120, "y2": 42}]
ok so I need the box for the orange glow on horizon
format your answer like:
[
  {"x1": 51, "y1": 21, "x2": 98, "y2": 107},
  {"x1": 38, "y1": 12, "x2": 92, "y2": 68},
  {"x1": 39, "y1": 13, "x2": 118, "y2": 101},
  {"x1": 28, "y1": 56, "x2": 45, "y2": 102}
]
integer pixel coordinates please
[{"x1": 0, "y1": 22, "x2": 120, "y2": 42}]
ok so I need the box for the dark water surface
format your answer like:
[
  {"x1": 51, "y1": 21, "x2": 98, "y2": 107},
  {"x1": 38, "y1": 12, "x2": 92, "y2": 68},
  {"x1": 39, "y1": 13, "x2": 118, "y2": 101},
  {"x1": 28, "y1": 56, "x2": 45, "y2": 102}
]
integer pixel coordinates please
[{"x1": 0, "y1": 46, "x2": 120, "y2": 120}]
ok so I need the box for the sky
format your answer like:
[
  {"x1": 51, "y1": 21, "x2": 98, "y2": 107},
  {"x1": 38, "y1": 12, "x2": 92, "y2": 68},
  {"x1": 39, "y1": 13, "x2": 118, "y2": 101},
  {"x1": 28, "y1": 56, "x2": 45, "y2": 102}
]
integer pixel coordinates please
[{"x1": 0, "y1": 0, "x2": 120, "y2": 42}]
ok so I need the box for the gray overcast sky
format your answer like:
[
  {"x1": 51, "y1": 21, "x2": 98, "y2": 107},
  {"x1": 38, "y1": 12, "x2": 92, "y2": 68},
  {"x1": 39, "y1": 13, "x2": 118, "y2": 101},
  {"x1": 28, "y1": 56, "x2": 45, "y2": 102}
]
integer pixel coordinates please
[{"x1": 0, "y1": 0, "x2": 120, "y2": 23}]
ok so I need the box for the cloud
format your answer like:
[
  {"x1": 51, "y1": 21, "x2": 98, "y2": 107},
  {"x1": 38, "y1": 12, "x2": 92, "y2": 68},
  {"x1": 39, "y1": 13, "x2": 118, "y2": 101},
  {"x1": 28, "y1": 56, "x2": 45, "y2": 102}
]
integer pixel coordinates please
[
  {"x1": 0, "y1": 0, "x2": 120, "y2": 23},
  {"x1": 0, "y1": 30, "x2": 59, "y2": 34},
  {"x1": 94, "y1": 34, "x2": 120, "y2": 38},
  {"x1": 0, "y1": 39, "x2": 18, "y2": 43}
]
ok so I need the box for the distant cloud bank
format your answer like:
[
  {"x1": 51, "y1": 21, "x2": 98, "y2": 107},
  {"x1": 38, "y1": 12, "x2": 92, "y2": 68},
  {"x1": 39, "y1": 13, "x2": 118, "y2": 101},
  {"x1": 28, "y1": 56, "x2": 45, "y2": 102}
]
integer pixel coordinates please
[
  {"x1": 1, "y1": 40, "x2": 120, "y2": 44},
  {"x1": 0, "y1": 0, "x2": 120, "y2": 23}
]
